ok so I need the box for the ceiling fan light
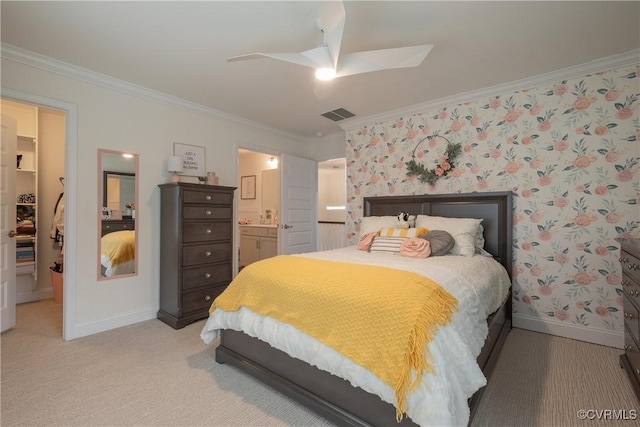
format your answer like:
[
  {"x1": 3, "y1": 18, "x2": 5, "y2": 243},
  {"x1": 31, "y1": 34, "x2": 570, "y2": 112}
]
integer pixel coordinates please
[{"x1": 315, "y1": 67, "x2": 336, "y2": 81}]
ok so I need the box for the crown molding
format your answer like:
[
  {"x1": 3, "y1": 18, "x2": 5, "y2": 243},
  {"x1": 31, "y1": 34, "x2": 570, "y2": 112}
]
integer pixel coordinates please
[
  {"x1": 340, "y1": 49, "x2": 640, "y2": 133},
  {"x1": 1, "y1": 43, "x2": 312, "y2": 143}
]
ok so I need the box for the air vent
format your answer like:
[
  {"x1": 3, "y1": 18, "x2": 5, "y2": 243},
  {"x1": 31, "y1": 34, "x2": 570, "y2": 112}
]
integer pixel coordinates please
[{"x1": 321, "y1": 107, "x2": 355, "y2": 122}]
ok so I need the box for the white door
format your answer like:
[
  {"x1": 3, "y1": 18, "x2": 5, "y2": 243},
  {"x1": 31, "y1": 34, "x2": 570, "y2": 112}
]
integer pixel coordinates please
[
  {"x1": 279, "y1": 153, "x2": 317, "y2": 254},
  {"x1": 1, "y1": 114, "x2": 17, "y2": 332}
]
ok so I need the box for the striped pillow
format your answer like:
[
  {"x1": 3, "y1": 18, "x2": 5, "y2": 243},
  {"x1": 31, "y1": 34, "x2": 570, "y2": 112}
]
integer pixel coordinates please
[
  {"x1": 369, "y1": 236, "x2": 407, "y2": 254},
  {"x1": 378, "y1": 227, "x2": 428, "y2": 238}
]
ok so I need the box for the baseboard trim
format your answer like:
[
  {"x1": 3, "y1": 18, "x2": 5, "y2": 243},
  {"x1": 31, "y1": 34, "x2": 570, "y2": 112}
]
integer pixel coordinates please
[
  {"x1": 69, "y1": 308, "x2": 156, "y2": 339},
  {"x1": 513, "y1": 314, "x2": 624, "y2": 349},
  {"x1": 16, "y1": 289, "x2": 53, "y2": 304}
]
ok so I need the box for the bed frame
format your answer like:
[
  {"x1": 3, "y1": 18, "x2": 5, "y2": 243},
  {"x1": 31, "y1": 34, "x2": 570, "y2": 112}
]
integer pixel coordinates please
[{"x1": 215, "y1": 191, "x2": 513, "y2": 426}]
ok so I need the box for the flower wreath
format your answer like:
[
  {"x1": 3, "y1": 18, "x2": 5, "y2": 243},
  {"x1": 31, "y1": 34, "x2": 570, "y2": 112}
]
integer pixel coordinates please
[{"x1": 405, "y1": 135, "x2": 462, "y2": 185}]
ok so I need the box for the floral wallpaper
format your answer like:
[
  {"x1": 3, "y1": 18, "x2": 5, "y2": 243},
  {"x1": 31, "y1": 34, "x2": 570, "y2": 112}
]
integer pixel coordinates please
[{"x1": 345, "y1": 64, "x2": 639, "y2": 342}]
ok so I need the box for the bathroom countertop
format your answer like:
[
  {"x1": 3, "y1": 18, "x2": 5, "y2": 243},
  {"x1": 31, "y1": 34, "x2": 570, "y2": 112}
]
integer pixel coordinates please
[{"x1": 239, "y1": 223, "x2": 278, "y2": 228}]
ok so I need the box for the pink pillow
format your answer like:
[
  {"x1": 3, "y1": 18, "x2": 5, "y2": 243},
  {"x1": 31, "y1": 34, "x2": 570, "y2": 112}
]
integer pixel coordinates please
[
  {"x1": 400, "y1": 238, "x2": 431, "y2": 258},
  {"x1": 358, "y1": 232, "x2": 377, "y2": 251}
]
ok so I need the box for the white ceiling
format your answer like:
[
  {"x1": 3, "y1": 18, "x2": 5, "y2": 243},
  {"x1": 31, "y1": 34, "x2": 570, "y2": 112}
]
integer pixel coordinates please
[{"x1": 2, "y1": 1, "x2": 638, "y2": 141}]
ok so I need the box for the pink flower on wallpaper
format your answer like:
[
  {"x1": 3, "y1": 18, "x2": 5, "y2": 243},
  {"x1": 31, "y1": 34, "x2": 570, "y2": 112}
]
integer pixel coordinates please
[
  {"x1": 377, "y1": 156, "x2": 386, "y2": 163},
  {"x1": 554, "y1": 310, "x2": 569, "y2": 321},
  {"x1": 595, "y1": 306, "x2": 609, "y2": 317},
  {"x1": 505, "y1": 161, "x2": 521, "y2": 174},
  {"x1": 395, "y1": 120, "x2": 404, "y2": 128},
  {"x1": 521, "y1": 242, "x2": 532, "y2": 251},
  {"x1": 464, "y1": 144, "x2": 473, "y2": 153},
  {"x1": 521, "y1": 189, "x2": 532, "y2": 198},
  {"x1": 576, "y1": 126, "x2": 585, "y2": 135},
  {"x1": 470, "y1": 116, "x2": 481, "y2": 126},
  {"x1": 607, "y1": 273, "x2": 620, "y2": 286},
  {"x1": 617, "y1": 170, "x2": 633, "y2": 182},
  {"x1": 539, "y1": 285, "x2": 552, "y2": 295},
  {"x1": 470, "y1": 165, "x2": 481, "y2": 174},
  {"x1": 539, "y1": 230, "x2": 552, "y2": 241},
  {"x1": 538, "y1": 121, "x2": 552, "y2": 131},
  {"x1": 529, "y1": 158, "x2": 541, "y2": 169},
  {"x1": 554, "y1": 253, "x2": 569, "y2": 264},
  {"x1": 576, "y1": 301, "x2": 586, "y2": 310},
  {"x1": 553, "y1": 84, "x2": 568, "y2": 95},
  {"x1": 574, "y1": 213, "x2": 595, "y2": 227},
  {"x1": 369, "y1": 175, "x2": 379, "y2": 184},
  {"x1": 450, "y1": 121, "x2": 464, "y2": 132},
  {"x1": 406, "y1": 129, "x2": 419, "y2": 139},
  {"x1": 575, "y1": 185, "x2": 585, "y2": 193},
  {"x1": 594, "y1": 125, "x2": 608, "y2": 135},
  {"x1": 573, "y1": 96, "x2": 593, "y2": 110},
  {"x1": 605, "y1": 151, "x2": 619, "y2": 162},
  {"x1": 477, "y1": 180, "x2": 488, "y2": 189},
  {"x1": 354, "y1": 187, "x2": 361, "y2": 196},
  {"x1": 530, "y1": 266, "x2": 542, "y2": 277},
  {"x1": 477, "y1": 131, "x2": 488, "y2": 141},
  {"x1": 522, "y1": 295, "x2": 532, "y2": 304},
  {"x1": 387, "y1": 145, "x2": 396, "y2": 154},
  {"x1": 488, "y1": 99, "x2": 501, "y2": 109},
  {"x1": 361, "y1": 128, "x2": 368, "y2": 136},
  {"x1": 438, "y1": 111, "x2": 448, "y2": 120},
  {"x1": 504, "y1": 110, "x2": 522, "y2": 122},
  {"x1": 615, "y1": 107, "x2": 633, "y2": 120},
  {"x1": 553, "y1": 196, "x2": 566, "y2": 207},
  {"x1": 441, "y1": 161, "x2": 451, "y2": 171},
  {"x1": 490, "y1": 149, "x2": 501, "y2": 159},
  {"x1": 576, "y1": 242, "x2": 586, "y2": 251},
  {"x1": 595, "y1": 245, "x2": 608, "y2": 255},
  {"x1": 573, "y1": 155, "x2": 593, "y2": 169},
  {"x1": 594, "y1": 185, "x2": 608, "y2": 195},
  {"x1": 605, "y1": 90, "x2": 620, "y2": 101},
  {"x1": 368, "y1": 137, "x2": 379, "y2": 146},
  {"x1": 435, "y1": 168, "x2": 444, "y2": 176},
  {"x1": 450, "y1": 167, "x2": 464, "y2": 178},
  {"x1": 554, "y1": 140, "x2": 568, "y2": 151},
  {"x1": 605, "y1": 212, "x2": 621, "y2": 224},
  {"x1": 521, "y1": 136, "x2": 532, "y2": 145},
  {"x1": 416, "y1": 151, "x2": 424, "y2": 158},
  {"x1": 529, "y1": 105, "x2": 541, "y2": 115},
  {"x1": 575, "y1": 271, "x2": 593, "y2": 286},
  {"x1": 538, "y1": 175, "x2": 552, "y2": 186}
]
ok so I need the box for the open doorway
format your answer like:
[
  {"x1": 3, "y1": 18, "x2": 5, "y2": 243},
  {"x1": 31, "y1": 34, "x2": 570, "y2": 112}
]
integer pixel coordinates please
[{"x1": 1, "y1": 98, "x2": 66, "y2": 336}]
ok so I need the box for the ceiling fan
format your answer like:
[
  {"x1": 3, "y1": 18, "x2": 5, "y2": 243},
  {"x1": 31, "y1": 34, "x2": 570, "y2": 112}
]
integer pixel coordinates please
[{"x1": 227, "y1": 1, "x2": 433, "y2": 81}]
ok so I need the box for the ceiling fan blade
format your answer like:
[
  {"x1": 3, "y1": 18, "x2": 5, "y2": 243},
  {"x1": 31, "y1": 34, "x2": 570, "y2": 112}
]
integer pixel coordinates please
[
  {"x1": 317, "y1": 0, "x2": 346, "y2": 69},
  {"x1": 335, "y1": 45, "x2": 434, "y2": 78},
  {"x1": 227, "y1": 46, "x2": 331, "y2": 69}
]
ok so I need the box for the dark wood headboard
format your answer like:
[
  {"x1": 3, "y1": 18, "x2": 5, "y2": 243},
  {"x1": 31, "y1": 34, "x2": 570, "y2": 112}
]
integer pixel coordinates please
[{"x1": 363, "y1": 191, "x2": 512, "y2": 278}]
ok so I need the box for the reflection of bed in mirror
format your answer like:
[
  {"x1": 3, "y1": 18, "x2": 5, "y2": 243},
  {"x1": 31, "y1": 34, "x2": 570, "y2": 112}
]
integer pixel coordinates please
[{"x1": 100, "y1": 220, "x2": 136, "y2": 277}]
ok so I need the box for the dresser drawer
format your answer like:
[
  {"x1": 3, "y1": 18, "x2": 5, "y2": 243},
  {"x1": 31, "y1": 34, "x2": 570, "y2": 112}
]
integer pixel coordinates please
[
  {"x1": 240, "y1": 226, "x2": 278, "y2": 237},
  {"x1": 182, "y1": 285, "x2": 227, "y2": 314},
  {"x1": 183, "y1": 242, "x2": 232, "y2": 266},
  {"x1": 183, "y1": 222, "x2": 231, "y2": 243},
  {"x1": 621, "y1": 250, "x2": 640, "y2": 284},
  {"x1": 183, "y1": 263, "x2": 232, "y2": 291},
  {"x1": 184, "y1": 206, "x2": 231, "y2": 220},
  {"x1": 102, "y1": 220, "x2": 134, "y2": 234},
  {"x1": 624, "y1": 295, "x2": 640, "y2": 341},
  {"x1": 623, "y1": 271, "x2": 640, "y2": 303},
  {"x1": 183, "y1": 189, "x2": 232, "y2": 205}
]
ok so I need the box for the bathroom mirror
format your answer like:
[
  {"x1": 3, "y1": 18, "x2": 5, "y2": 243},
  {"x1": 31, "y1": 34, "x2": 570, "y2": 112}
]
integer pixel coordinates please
[
  {"x1": 98, "y1": 149, "x2": 138, "y2": 280},
  {"x1": 262, "y1": 168, "x2": 280, "y2": 223}
]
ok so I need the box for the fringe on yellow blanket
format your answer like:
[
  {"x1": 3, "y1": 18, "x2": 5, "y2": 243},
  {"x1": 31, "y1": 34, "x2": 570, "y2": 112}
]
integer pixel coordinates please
[{"x1": 211, "y1": 255, "x2": 458, "y2": 421}]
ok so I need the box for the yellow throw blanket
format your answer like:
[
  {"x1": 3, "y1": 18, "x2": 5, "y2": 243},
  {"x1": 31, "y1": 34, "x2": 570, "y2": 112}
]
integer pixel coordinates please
[
  {"x1": 101, "y1": 230, "x2": 135, "y2": 267},
  {"x1": 211, "y1": 255, "x2": 458, "y2": 419}
]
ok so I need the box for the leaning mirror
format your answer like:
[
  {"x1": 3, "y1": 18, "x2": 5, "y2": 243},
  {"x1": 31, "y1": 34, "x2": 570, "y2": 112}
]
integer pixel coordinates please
[{"x1": 98, "y1": 149, "x2": 138, "y2": 280}]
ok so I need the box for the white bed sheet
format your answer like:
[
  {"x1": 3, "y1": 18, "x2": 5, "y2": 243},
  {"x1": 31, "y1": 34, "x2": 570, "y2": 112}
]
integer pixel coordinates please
[{"x1": 201, "y1": 246, "x2": 511, "y2": 427}]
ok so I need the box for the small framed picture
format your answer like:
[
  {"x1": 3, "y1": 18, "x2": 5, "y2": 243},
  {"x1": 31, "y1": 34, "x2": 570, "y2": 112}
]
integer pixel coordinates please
[
  {"x1": 241, "y1": 175, "x2": 256, "y2": 199},
  {"x1": 173, "y1": 142, "x2": 206, "y2": 177}
]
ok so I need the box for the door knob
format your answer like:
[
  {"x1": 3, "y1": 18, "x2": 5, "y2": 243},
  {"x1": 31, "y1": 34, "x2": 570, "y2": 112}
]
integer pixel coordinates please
[
  {"x1": 7, "y1": 230, "x2": 16, "y2": 238},
  {"x1": 283, "y1": 224, "x2": 293, "y2": 229}
]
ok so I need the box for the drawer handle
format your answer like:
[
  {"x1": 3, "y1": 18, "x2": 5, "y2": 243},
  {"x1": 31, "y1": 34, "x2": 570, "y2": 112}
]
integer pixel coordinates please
[
  {"x1": 205, "y1": 195, "x2": 212, "y2": 201},
  {"x1": 620, "y1": 257, "x2": 628, "y2": 263},
  {"x1": 631, "y1": 263, "x2": 640, "y2": 271},
  {"x1": 105, "y1": 225, "x2": 111, "y2": 229},
  {"x1": 204, "y1": 295, "x2": 211, "y2": 302},
  {"x1": 206, "y1": 228, "x2": 212, "y2": 234},
  {"x1": 205, "y1": 272, "x2": 211, "y2": 279},
  {"x1": 625, "y1": 345, "x2": 632, "y2": 351},
  {"x1": 625, "y1": 313, "x2": 635, "y2": 320},
  {"x1": 622, "y1": 280, "x2": 629, "y2": 287},
  {"x1": 205, "y1": 250, "x2": 212, "y2": 257},
  {"x1": 205, "y1": 210, "x2": 212, "y2": 216}
]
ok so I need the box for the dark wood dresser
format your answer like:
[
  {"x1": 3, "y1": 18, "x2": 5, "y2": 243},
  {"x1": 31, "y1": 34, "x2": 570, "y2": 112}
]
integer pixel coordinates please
[
  {"x1": 620, "y1": 238, "x2": 640, "y2": 400},
  {"x1": 158, "y1": 182, "x2": 235, "y2": 329},
  {"x1": 101, "y1": 219, "x2": 135, "y2": 236}
]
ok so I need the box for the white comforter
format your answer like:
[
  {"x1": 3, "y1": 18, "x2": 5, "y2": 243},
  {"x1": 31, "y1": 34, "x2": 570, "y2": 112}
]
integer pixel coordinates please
[{"x1": 201, "y1": 247, "x2": 511, "y2": 427}]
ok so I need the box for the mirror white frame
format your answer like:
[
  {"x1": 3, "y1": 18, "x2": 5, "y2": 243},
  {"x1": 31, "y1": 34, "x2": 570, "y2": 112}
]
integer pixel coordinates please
[{"x1": 97, "y1": 149, "x2": 139, "y2": 280}]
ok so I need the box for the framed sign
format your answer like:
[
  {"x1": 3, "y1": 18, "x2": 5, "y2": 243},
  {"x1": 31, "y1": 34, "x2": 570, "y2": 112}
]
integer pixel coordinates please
[
  {"x1": 241, "y1": 175, "x2": 256, "y2": 199},
  {"x1": 173, "y1": 143, "x2": 206, "y2": 177}
]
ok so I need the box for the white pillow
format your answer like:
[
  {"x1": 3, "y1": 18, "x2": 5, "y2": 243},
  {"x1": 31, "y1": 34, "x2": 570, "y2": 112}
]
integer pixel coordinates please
[
  {"x1": 359, "y1": 216, "x2": 399, "y2": 235},
  {"x1": 415, "y1": 215, "x2": 483, "y2": 256}
]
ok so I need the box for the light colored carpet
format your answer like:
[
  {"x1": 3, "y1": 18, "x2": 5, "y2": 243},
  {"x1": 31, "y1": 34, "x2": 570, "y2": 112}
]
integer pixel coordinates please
[{"x1": 1, "y1": 299, "x2": 638, "y2": 426}]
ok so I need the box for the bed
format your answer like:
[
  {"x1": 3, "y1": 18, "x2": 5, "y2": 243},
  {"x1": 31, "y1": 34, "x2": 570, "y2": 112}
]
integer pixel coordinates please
[
  {"x1": 201, "y1": 191, "x2": 513, "y2": 426},
  {"x1": 100, "y1": 230, "x2": 136, "y2": 277}
]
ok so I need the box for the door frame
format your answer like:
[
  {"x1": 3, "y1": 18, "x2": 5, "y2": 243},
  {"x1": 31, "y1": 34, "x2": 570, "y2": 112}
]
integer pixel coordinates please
[{"x1": 1, "y1": 88, "x2": 78, "y2": 340}]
